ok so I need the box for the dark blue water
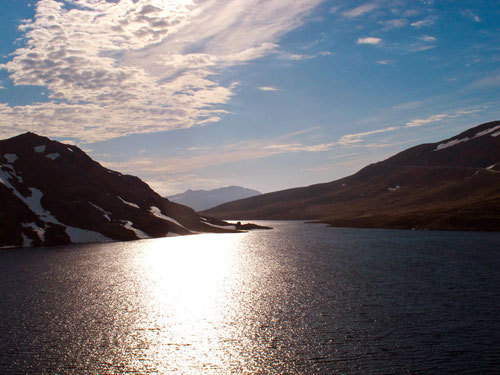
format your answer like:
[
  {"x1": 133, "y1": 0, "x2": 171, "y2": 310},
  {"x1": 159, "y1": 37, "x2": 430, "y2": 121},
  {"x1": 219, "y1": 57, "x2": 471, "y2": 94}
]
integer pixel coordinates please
[{"x1": 0, "y1": 222, "x2": 499, "y2": 374}]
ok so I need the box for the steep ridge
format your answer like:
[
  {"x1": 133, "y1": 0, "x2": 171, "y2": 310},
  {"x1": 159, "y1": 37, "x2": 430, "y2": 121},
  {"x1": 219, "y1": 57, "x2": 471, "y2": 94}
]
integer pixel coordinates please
[
  {"x1": 0, "y1": 133, "x2": 239, "y2": 248},
  {"x1": 202, "y1": 121, "x2": 500, "y2": 231},
  {"x1": 168, "y1": 186, "x2": 261, "y2": 211}
]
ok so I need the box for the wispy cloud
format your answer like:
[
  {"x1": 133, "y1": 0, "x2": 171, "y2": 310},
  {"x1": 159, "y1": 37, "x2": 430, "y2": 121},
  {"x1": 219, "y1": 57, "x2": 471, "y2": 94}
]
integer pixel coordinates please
[
  {"x1": 411, "y1": 17, "x2": 435, "y2": 28},
  {"x1": 420, "y1": 35, "x2": 436, "y2": 42},
  {"x1": 469, "y1": 70, "x2": 500, "y2": 89},
  {"x1": 377, "y1": 59, "x2": 393, "y2": 65},
  {"x1": 279, "y1": 50, "x2": 332, "y2": 60},
  {"x1": 405, "y1": 109, "x2": 481, "y2": 127},
  {"x1": 357, "y1": 37, "x2": 382, "y2": 45},
  {"x1": 342, "y1": 3, "x2": 378, "y2": 18},
  {"x1": 411, "y1": 45, "x2": 436, "y2": 52},
  {"x1": 264, "y1": 142, "x2": 336, "y2": 152},
  {"x1": 338, "y1": 126, "x2": 399, "y2": 145},
  {"x1": 101, "y1": 127, "x2": 333, "y2": 179},
  {"x1": 461, "y1": 10, "x2": 481, "y2": 23},
  {"x1": 259, "y1": 86, "x2": 280, "y2": 92},
  {"x1": 379, "y1": 18, "x2": 408, "y2": 29},
  {"x1": 0, "y1": 0, "x2": 322, "y2": 142},
  {"x1": 392, "y1": 100, "x2": 424, "y2": 111}
]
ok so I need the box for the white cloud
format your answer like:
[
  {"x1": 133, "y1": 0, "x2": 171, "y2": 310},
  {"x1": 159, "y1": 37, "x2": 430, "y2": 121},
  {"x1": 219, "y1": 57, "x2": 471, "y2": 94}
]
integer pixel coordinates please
[
  {"x1": 259, "y1": 86, "x2": 279, "y2": 91},
  {"x1": 329, "y1": 6, "x2": 341, "y2": 14},
  {"x1": 470, "y1": 71, "x2": 500, "y2": 89},
  {"x1": 461, "y1": 10, "x2": 481, "y2": 23},
  {"x1": 405, "y1": 109, "x2": 481, "y2": 127},
  {"x1": 342, "y1": 3, "x2": 378, "y2": 18},
  {"x1": 0, "y1": 85, "x2": 4, "y2": 90},
  {"x1": 405, "y1": 114, "x2": 450, "y2": 127},
  {"x1": 392, "y1": 100, "x2": 423, "y2": 110},
  {"x1": 100, "y1": 127, "x2": 334, "y2": 188},
  {"x1": 279, "y1": 50, "x2": 332, "y2": 60},
  {"x1": 377, "y1": 59, "x2": 392, "y2": 65},
  {"x1": 264, "y1": 142, "x2": 336, "y2": 152},
  {"x1": 420, "y1": 35, "x2": 436, "y2": 42},
  {"x1": 357, "y1": 37, "x2": 382, "y2": 45},
  {"x1": 0, "y1": 0, "x2": 322, "y2": 142},
  {"x1": 338, "y1": 126, "x2": 399, "y2": 145},
  {"x1": 411, "y1": 17, "x2": 435, "y2": 28},
  {"x1": 379, "y1": 18, "x2": 407, "y2": 29}
]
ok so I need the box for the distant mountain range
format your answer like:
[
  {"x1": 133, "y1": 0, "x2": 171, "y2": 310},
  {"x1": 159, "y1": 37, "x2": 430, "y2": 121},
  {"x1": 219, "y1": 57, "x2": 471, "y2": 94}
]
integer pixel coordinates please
[
  {"x1": 168, "y1": 186, "x2": 261, "y2": 211},
  {"x1": 0, "y1": 133, "x2": 242, "y2": 248},
  {"x1": 202, "y1": 121, "x2": 500, "y2": 231}
]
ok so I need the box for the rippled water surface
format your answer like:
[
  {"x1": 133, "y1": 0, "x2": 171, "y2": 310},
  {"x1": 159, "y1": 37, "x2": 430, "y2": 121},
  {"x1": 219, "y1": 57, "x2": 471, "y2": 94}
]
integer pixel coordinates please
[{"x1": 0, "y1": 222, "x2": 499, "y2": 374}]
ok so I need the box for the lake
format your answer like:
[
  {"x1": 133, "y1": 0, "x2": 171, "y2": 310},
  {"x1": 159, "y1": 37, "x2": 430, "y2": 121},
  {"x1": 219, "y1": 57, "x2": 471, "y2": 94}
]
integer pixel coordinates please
[{"x1": 0, "y1": 221, "x2": 499, "y2": 374}]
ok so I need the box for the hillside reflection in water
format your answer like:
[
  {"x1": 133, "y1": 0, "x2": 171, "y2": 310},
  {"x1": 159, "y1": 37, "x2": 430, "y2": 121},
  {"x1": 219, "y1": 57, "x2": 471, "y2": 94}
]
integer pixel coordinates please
[{"x1": 0, "y1": 222, "x2": 498, "y2": 374}]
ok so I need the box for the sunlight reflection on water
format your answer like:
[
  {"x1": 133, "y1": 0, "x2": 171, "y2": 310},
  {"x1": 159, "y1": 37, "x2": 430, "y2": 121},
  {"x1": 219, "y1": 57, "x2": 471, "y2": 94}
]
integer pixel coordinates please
[
  {"x1": 132, "y1": 233, "x2": 252, "y2": 373},
  {"x1": 0, "y1": 223, "x2": 498, "y2": 374}
]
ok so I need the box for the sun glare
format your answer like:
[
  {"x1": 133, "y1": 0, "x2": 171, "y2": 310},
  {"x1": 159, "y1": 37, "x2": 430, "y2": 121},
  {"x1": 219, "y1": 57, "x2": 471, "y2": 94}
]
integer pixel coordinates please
[{"x1": 132, "y1": 233, "x2": 247, "y2": 371}]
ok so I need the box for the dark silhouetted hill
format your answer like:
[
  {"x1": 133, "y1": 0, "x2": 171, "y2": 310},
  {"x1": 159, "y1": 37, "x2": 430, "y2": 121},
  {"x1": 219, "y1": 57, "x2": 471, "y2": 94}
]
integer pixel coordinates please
[
  {"x1": 202, "y1": 121, "x2": 500, "y2": 231},
  {"x1": 0, "y1": 133, "x2": 241, "y2": 248}
]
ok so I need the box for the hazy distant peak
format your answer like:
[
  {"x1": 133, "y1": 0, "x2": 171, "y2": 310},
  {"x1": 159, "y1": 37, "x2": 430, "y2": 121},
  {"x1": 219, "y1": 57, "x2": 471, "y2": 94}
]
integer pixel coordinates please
[{"x1": 168, "y1": 186, "x2": 261, "y2": 212}]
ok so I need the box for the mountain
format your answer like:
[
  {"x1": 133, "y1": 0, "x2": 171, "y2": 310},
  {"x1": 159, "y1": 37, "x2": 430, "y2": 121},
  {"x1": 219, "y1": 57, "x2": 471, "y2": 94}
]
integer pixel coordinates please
[
  {"x1": 202, "y1": 121, "x2": 500, "y2": 231},
  {"x1": 0, "y1": 133, "x2": 243, "y2": 248},
  {"x1": 168, "y1": 186, "x2": 261, "y2": 211}
]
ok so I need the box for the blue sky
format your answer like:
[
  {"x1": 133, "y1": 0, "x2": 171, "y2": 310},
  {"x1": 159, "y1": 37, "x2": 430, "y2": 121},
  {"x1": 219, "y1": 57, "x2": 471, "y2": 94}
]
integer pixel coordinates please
[{"x1": 1, "y1": 0, "x2": 499, "y2": 195}]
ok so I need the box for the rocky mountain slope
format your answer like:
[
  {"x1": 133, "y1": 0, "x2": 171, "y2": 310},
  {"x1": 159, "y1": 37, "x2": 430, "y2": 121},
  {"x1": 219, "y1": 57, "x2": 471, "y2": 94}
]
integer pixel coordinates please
[
  {"x1": 0, "y1": 133, "x2": 240, "y2": 248},
  {"x1": 202, "y1": 121, "x2": 500, "y2": 231},
  {"x1": 168, "y1": 186, "x2": 261, "y2": 211}
]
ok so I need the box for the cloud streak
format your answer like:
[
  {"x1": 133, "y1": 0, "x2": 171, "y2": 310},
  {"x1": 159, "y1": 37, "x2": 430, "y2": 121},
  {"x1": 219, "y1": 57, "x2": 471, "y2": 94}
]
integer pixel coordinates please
[
  {"x1": 357, "y1": 37, "x2": 382, "y2": 45},
  {"x1": 259, "y1": 86, "x2": 280, "y2": 91},
  {"x1": 338, "y1": 126, "x2": 399, "y2": 145},
  {"x1": 342, "y1": 3, "x2": 378, "y2": 18},
  {"x1": 0, "y1": 0, "x2": 322, "y2": 142},
  {"x1": 405, "y1": 109, "x2": 481, "y2": 128}
]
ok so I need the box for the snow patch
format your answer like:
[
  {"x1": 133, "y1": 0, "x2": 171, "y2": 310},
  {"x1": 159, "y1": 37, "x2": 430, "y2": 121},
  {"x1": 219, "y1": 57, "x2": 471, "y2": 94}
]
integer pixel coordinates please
[
  {"x1": 65, "y1": 227, "x2": 112, "y2": 243},
  {"x1": 0, "y1": 166, "x2": 27, "y2": 198},
  {"x1": 203, "y1": 222, "x2": 237, "y2": 230},
  {"x1": 22, "y1": 234, "x2": 32, "y2": 247},
  {"x1": 149, "y1": 206, "x2": 192, "y2": 232},
  {"x1": 435, "y1": 125, "x2": 500, "y2": 151},
  {"x1": 388, "y1": 185, "x2": 401, "y2": 192},
  {"x1": 34, "y1": 145, "x2": 46, "y2": 153},
  {"x1": 0, "y1": 163, "x2": 23, "y2": 183},
  {"x1": 118, "y1": 196, "x2": 140, "y2": 209},
  {"x1": 89, "y1": 202, "x2": 111, "y2": 221},
  {"x1": 67, "y1": 147, "x2": 74, "y2": 152},
  {"x1": 435, "y1": 138, "x2": 468, "y2": 150},
  {"x1": 23, "y1": 188, "x2": 60, "y2": 224},
  {"x1": 23, "y1": 222, "x2": 46, "y2": 242},
  {"x1": 45, "y1": 153, "x2": 60, "y2": 160},
  {"x1": 2, "y1": 179, "x2": 111, "y2": 245},
  {"x1": 475, "y1": 125, "x2": 500, "y2": 137},
  {"x1": 4, "y1": 154, "x2": 17, "y2": 163},
  {"x1": 122, "y1": 220, "x2": 149, "y2": 239},
  {"x1": 165, "y1": 232, "x2": 182, "y2": 237}
]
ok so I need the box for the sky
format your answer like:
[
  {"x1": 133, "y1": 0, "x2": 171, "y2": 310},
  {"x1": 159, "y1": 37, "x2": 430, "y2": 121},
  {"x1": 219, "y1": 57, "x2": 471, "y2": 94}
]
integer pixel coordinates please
[{"x1": 0, "y1": 0, "x2": 499, "y2": 195}]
